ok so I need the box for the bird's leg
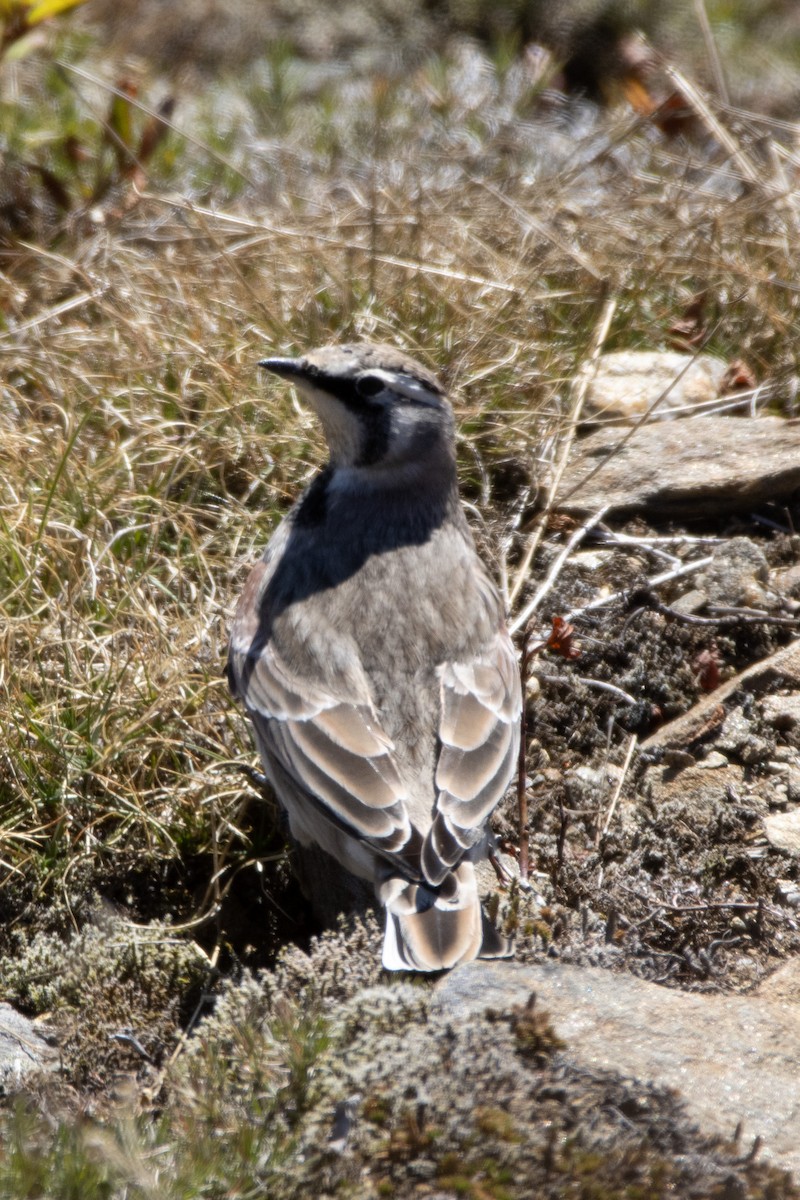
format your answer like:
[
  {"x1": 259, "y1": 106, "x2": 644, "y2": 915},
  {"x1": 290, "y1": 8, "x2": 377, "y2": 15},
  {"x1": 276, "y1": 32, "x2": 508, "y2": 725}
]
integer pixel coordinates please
[{"x1": 488, "y1": 845, "x2": 514, "y2": 887}]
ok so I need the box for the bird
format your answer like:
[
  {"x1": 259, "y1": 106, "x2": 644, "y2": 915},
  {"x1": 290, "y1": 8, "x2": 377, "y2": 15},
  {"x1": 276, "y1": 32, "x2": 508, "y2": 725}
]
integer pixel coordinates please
[{"x1": 226, "y1": 341, "x2": 521, "y2": 972}]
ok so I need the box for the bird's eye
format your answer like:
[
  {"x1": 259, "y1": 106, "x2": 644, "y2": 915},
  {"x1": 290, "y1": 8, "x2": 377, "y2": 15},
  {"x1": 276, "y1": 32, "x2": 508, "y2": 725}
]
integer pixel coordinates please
[{"x1": 356, "y1": 374, "x2": 385, "y2": 399}]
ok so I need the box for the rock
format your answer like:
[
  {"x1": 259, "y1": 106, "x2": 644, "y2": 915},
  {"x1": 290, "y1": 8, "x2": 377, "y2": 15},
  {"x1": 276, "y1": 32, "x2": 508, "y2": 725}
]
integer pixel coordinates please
[
  {"x1": 563, "y1": 764, "x2": 606, "y2": 805},
  {"x1": 716, "y1": 706, "x2": 772, "y2": 765},
  {"x1": 697, "y1": 750, "x2": 729, "y2": 769},
  {"x1": 761, "y1": 695, "x2": 800, "y2": 731},
  {"x1": 754, "y1": 955, "x2": 800, "y2": 1000},
  {"x1": 580, "y1": 350, "x2": 728, "y2": 423},
  {"x1": 775, "y1": 560, "x2": 800, "y2": 599},
  {"x1": 763, "y1": 809, "x2": 800, "y2": 854},
  {"x1": 642, "y1": 639, "x2": 800, "y2": 754},
  {"x1": 554, "y1": 416, "x2": 800, "y2": 518},
  {"x1": 436, "y1": 960, "x2": 800, "y2": 1176},
  {"x1": 0, "y1": 1003, "x2": 57, "y2": 1089},
  {"x1": 774, "y1": 881, "x2": 800, "y2": 911},
  {"x1": 641, "y1": 760, "x2": 751, "y2": 819},
  {"x1": 694, "y1": 537, "x2": 775, "y2": 609},
  {"x1": 283, "y1": 953, "x2": 800, "y2": 1197}
]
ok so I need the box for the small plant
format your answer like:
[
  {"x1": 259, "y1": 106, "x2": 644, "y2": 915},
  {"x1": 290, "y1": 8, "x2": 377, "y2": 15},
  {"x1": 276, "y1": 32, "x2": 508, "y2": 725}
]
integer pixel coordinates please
[
  {"x1": 0, "y1": 0, "x2": 87, "y2": 62},
  {"x1": 485, "y1": 993, "x2": 566, "y2": 1068}
]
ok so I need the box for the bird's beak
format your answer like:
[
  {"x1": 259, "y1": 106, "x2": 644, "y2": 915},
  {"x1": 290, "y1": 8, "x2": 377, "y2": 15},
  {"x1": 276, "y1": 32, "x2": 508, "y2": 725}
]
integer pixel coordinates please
[{"x1": 258, "y1": 356, "x2": 307, "y2": 381}]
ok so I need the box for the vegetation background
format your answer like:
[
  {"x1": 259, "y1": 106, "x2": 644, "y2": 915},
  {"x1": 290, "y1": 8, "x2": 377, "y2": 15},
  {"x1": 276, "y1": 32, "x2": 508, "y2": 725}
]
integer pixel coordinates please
[{"x1": 2, "y1": 0, "x2": 800, "y2": 1195}]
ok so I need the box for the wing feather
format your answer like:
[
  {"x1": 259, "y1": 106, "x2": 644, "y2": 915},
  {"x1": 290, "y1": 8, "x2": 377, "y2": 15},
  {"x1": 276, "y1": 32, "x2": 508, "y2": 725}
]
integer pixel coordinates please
[
  {"x1": 228, "y1": 564, "x2": 411, "y2": 853},
  {"x1": 422, "y1": 627, "x2": 521, "y2": 884}
]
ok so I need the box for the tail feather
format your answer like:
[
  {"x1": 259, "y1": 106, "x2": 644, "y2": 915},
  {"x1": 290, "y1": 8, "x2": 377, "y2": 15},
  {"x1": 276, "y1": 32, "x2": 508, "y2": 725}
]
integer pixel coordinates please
[{"x1": 379, "y1": 862, "x2": 512, "y2": 972}]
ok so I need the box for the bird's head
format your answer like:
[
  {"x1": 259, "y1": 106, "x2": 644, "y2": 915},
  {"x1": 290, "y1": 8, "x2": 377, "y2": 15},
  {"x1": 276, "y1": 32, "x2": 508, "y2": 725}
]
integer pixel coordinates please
[{"x1": 259, "y1": 342, "x2": 456, "y2": 478}]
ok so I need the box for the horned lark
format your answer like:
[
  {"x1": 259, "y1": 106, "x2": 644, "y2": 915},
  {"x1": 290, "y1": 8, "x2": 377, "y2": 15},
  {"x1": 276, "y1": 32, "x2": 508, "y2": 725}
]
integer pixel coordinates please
[{"x1": 227, "y1": 342, "x2": 521, "y2": 971}]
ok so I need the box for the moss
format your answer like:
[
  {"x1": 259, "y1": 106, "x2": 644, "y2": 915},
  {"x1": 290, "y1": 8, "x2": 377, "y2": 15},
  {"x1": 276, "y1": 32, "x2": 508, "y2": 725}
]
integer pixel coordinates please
[
  {"x1": 382, "y1": 1106, "x2": 440, "y2": 1163},
  {"x1": 0, "y1": 917, "x2": 209, "y2": 1085},
  {"x1": 527, "y1": 918, "x2": 553, "y2": 944},
  {"x1": 438, "y1": 1151, "x2": 475, "y2": 1177},
  {"x1": 363, "y1": 1094, "x2": 392, "y2": 1126},
  {"x1": 474, "y1": 1107, "x2": 520, "y2": 1143},
  {"x1": 485, "y1": 992, "x2": 566, "y2": 1066}
]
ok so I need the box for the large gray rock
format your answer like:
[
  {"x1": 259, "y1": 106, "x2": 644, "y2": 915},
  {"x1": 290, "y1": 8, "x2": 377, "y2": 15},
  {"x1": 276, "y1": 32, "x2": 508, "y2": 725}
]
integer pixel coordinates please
[
  {"x1": 436, "y1": 960, "x2": 800, "y2": 1175},
  {"x1": 555, "y1": 416, "x2": 800, "y2": 518}
]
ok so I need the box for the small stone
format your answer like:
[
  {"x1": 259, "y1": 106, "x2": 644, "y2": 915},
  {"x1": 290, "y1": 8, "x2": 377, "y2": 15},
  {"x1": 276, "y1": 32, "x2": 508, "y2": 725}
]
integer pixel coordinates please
[
  {"x1": 695, "y1": 537, "x2": 774, "y2": 610},
  {"x1": 763, "y1": 810, "x2": 800, "y2": 854},
  {"x1": 775, "y1": 880, "x2": 800, "y2": 909},
  {"x1": 571, "y1": 550, "x2": 609, "y2": 571},
  {"x1": 670, "y1": 588, "x2": 708, "y2": 615},
  {"x1": 662, "y1": 749, "x2": 695, "y2": 769},
  {"x1": 766, "y1": 782, "x2": 789, "y2": 809},
  {"x1": 564, "y1": 765, "x2": 605, "y2": 804},
  {"x1": 717, "y1": 707, "x2": 770, "y2": 764},
  {"x1": 697, "y1": 751, "x2": 728, "y2": 769},
  {"x1": 580, "y1": 350, "x2": 728, "y2": 423},
  {"x1": 717, "y1": 707, "x2": 752, "y2": 753},
  {"x1": 762, "y1": 695, "x2": 800, "y2": 730},
  {"x1": 775, "y1": 560, "x2": 800, "y2": 598}
]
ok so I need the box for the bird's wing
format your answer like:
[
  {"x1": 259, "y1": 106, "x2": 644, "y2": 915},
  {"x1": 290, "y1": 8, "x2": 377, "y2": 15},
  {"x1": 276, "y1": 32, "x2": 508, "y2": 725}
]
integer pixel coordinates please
[
  {"x1": 422, "y1": 625, "x2": 522, "y2": 884},
  {"x1": 228, "y1": 562, "x2": 411, "y2": 854}
]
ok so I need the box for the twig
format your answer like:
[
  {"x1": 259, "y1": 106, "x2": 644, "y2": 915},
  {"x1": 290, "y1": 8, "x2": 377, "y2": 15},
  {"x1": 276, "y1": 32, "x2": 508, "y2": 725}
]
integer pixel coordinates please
[
  {"x1": 510, "y1": 504, "x2": 610, "y2": 635},
  {"x1": 499, "y1": 484, "x2": 532, "y2": 611},
  {"x1": 508, "y1": 293, "x2": 617, "y2": 607},
  {"x1": 163, "y1": 959, "x2": 220, "y2": 1071},
  {"x1": 585, "y1": 385, "x2": 771, "y2": 425},
  {"x1": 555, "y1": 793, "x2": 568, "y2": 882},
  {"x1": 596, "y1": 538, "x2": 682, "y2": 569},
  {"x1": 594, "y1": 529, "x2": 725, "y2": 549},
  {"x1": 516, "y1": 627, "x2": 534, "y2": 886},
  {"x1": 597, "y1": 733, "x2": 637, "y2": 846},
  {"x1": 706, "y1": 604, "x2": 799, "y2": 626},
  {"x1": 564, "y1": 555, "x2": 714, "y2": 623},
  {"x1": 109, "y1": 1031, "x2": 155, "y2": 1065},
  {"x1": 633, "y1": 592, "x2": 800, "y2": 630},
  {"x1": 543, "y1": 673, "x2": 638, "y2": 707},
  {"x1": 622, "y1": 885, "x2": 785, "y2": 920}
]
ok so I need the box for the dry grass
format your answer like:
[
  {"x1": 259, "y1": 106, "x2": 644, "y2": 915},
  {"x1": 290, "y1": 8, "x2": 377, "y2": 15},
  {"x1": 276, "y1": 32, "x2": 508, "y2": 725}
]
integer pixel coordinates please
[{"x1": 1, "y1": 7, "x2": 800, "y2": 1195}]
